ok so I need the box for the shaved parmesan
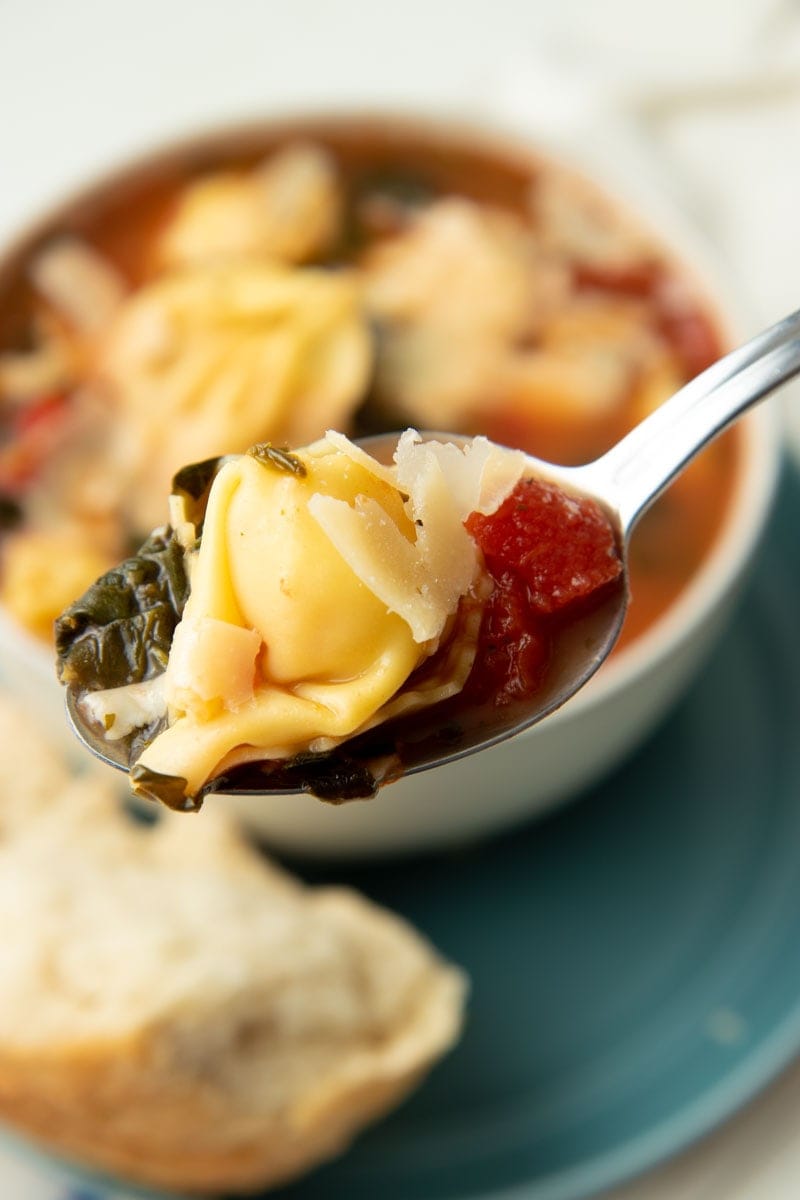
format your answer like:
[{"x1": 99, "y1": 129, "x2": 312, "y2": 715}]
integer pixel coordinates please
[
  {"x1": 317, "y1": 428, "x2": 397, "y2": 487},
  {"x1": 394, "y1": 430, "x2": 526, "y2": 518},
  {"x1": 309, "y1": 488, "x2": 475, "y2": 644},
  {"x1": 31, "y1": 238, "x2": 127, "y2": 334},
  {"x1": 309, "y1": 430, "x2": 524, "y2": 643},
  {"x1": 81, "y1": 675, "x2": 166, "y2": 741},
  {"x1": 166, "y1": 616, "x2": 261, "y2": 714}
]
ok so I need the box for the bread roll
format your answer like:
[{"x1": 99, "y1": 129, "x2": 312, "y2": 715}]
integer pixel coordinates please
[{"x1": 0, "y1": 698, "x2": 465, "y2": 1193}]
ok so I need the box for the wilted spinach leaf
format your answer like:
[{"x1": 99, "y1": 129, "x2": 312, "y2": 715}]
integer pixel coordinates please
[
  {"x1": 170, "y1": 456, "x2": 224, "y2": 529},
  {"x1": 130, "y1": 763, "x2": 195, "y2": 812},
  {"x1": 202, "y1": 749, "x2": 383, "y2": 804},
  {"x1": 0, "y1": 494, "x2": 22, "y2": 532},
  {"x1": 55, "y1": 527, "x2": 189, "y2": 691}
]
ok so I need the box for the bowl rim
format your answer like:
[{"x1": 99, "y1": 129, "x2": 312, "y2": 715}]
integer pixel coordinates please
[{"x1": 0, "y1": 107, "x2": 784, "y2": 724}]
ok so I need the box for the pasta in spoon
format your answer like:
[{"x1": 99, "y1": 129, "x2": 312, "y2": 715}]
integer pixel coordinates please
[{"x1": 56, "y1": 429, "x2": 622, "y2": 809}]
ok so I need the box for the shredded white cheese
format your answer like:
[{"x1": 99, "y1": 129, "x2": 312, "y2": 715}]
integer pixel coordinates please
[
  {"x1": 81, "y1": 675, "x2": 167, "y2": 741},
  {"x1": 308, "y1": 430, "x2": 525, "y2": 643}
]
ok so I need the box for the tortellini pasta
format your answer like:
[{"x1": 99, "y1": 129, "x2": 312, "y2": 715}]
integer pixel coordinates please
[
  {"x1": 97, "y1": 261, "x2": 372, "y2": 532},
  {"x1": 158, "y1": 144, "x2": 342, "y2": 269},
  {"x1": 84, "y1": 432, "x2": 525, "y2": 806},
  {"x1": 362, "y1": 198, "x2": 569, "y2": 427}
]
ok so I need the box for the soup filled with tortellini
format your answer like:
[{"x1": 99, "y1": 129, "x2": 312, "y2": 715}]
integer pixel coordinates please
[{"x1": 0, "y1": 116, "x2": 737, "y2": 650}]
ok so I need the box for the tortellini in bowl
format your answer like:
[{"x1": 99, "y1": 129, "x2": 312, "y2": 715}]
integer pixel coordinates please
[{"x1": 98, "y1": 261, "x2": 372, "y2": 533}]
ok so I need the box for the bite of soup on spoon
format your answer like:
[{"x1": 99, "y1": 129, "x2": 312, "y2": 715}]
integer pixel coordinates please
[
  {"x1": 56, "y1": 298, "x2": 800, "y2": 808},
  {"x1": 56, "y1": 429, "x2": 624, "y2": 809}
]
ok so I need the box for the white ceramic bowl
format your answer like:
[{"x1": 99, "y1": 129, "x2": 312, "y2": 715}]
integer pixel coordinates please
[{"x1": 0, "y1": 115, "x2": 782, "y2": 857}]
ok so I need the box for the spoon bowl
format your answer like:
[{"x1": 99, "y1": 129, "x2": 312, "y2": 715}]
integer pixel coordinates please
[{"x1": 65, "y1": 306, "x2": 800, "y2": 800}]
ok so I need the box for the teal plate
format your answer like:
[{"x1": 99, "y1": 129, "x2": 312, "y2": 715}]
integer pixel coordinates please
[
  {"x1": 6, "y1": 462, "x2": 800, "y2": 1200},
  {"x1": 272, "y1": 460, "x2": 800, "y2": 1200}
]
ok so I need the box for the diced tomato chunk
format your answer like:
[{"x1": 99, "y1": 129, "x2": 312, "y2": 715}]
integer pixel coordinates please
[
  {"x1": 657, "y1": 305, "x2": 719, "y2": 378},
  {"x1": 463, "y1": 570, "x2": 549, "y2": 707},
  {"x1": 572, "y1": 258, "x2": 660, "y2": 298},
  {"x1": 464, "y1": 477, "x2": 622, "y2": 708},
  {"x1": 0, "y1": 393, "x2": 69, "y2": 492},
  {"x1": 573, "y1": 258, "x2": 720, "y2": 378},
  {"x1": 466, "y1": 478, "x2": 621, "y2": 615}
]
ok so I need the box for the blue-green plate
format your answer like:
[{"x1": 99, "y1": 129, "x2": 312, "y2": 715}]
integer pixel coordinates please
[
  {"x1": 279, "y1": 461, "x2": 800, "y2": 1200},
  {"x1": 7, "y1": 462, "x2": 800, "y2": 1200}
]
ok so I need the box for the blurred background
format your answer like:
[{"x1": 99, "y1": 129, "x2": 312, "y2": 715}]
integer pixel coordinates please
[
  {"x1": 3, "y1": 0, "x2": 800, "y2": 437},
  {"x1": 2, "y1": 0, "x2": 799, "y2": 312},
  {"x1": 2, "y1": 1, "x2": 800, "y2": 1198}
]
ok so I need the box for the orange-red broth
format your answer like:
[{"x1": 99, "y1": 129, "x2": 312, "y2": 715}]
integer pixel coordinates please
[{"x1": 0, "y1": 118, "x2": 737, "y2": 655}]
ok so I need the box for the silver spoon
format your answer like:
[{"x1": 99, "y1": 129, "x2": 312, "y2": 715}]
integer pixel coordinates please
[{"x1": 66, "y1": 307, "x2": 800, "y2": 803}]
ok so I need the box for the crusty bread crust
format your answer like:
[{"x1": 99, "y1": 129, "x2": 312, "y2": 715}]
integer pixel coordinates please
[
  {"x1": 0, "y1": 698, "x2": 466, "y2": 1193},
  {"x1": 0, "y1": 965, "x2": 463, "y2": 1192}
]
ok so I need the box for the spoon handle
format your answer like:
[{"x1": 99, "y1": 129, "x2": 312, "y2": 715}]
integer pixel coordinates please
[{"x1": 580, "y1": 308, "x2": 800, "y2": 534}]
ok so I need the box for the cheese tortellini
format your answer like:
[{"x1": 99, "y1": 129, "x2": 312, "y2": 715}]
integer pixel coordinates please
[
  {"x1": 158, "y1": 144, "x2": 342, "y2": 269},
  {"x1": 363, "y1": 198, "x2": 569, "y2": 427},
  {"x1": 98, "y1": 261, "x2": 372, "y2": 532},
  {"x1": 84, "y1": 432, "x2": 525, "y2": 806}
]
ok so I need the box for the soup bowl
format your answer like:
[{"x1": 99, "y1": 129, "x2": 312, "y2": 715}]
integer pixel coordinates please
[{"x1": 0, "y1": 113, "x2": 781, "y2": 856}]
